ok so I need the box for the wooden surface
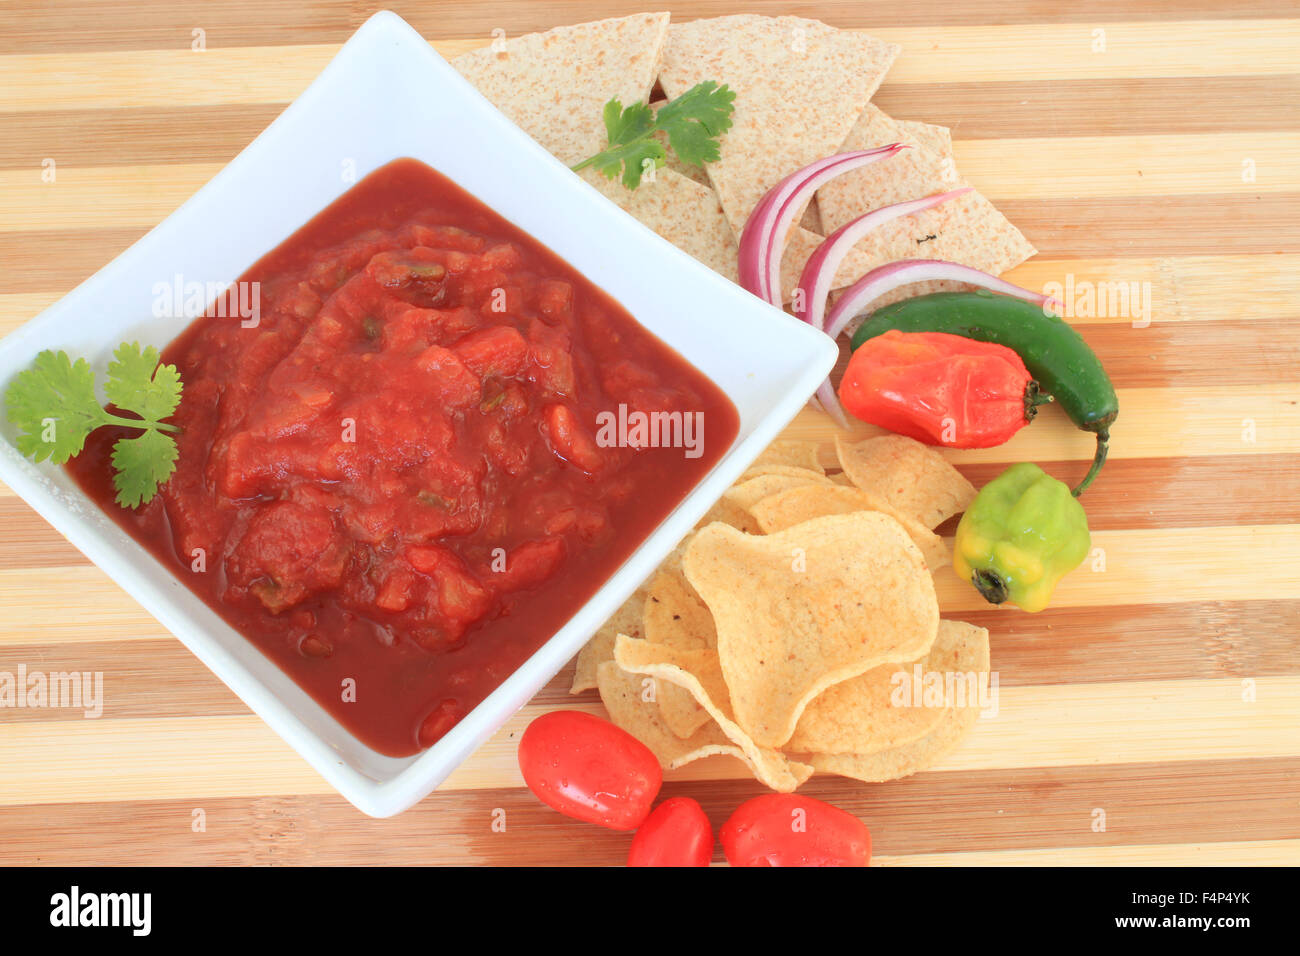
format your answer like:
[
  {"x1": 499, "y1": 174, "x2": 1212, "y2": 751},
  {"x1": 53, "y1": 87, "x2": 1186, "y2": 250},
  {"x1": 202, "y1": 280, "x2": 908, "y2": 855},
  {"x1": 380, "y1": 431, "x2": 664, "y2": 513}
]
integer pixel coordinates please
[{"x1": 1, "y1": 1, "x2": 1298, "y2": 866}]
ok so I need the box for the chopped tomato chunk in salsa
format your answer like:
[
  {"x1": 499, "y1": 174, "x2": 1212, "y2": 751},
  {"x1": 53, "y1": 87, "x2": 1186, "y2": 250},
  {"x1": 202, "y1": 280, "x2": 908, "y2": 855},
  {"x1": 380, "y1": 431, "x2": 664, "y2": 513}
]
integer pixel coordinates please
[{"x1": 68, "y1": 158, "x2": 737, "y2": 756}]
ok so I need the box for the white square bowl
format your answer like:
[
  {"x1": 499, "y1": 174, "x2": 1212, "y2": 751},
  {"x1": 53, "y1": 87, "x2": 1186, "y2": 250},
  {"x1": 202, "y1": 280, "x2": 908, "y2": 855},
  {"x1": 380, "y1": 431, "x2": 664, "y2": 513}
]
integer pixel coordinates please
[{"x1": 0, "y1": 10, "x2": 837, "y2": 817}]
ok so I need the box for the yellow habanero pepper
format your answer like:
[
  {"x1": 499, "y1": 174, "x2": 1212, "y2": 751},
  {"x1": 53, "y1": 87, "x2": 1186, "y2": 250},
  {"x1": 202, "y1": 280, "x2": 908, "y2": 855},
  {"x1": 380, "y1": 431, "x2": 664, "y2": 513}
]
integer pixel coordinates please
[{"x1": 953, "y1": 463, "x2": 1090, "y2": 613}]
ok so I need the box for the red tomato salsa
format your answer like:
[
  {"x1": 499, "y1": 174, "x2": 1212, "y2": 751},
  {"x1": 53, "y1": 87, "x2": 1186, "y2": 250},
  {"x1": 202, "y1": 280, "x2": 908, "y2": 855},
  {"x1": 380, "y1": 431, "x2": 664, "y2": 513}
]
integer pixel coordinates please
[{"x1": 68, "y1": 158, "x2": 738, "y2": 756}]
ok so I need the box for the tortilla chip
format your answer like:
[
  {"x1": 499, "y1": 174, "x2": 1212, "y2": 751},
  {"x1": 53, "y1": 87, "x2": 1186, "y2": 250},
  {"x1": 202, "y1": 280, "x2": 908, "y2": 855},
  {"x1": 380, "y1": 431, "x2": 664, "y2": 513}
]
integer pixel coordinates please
[
  {"x1": 598, "y1": 660, "x2": 740, "y2": 764},
  {"x1": 615, "y1": 636, "x2": 813, "y2": 792},
  {"x1": 570, "y1": 632, "x2": 616, "y2": 694},
  {"x1": 657, "y1": 16, "x2": 898, "y2": 301},
  {"x1": 598, "y1": 660, "x2": 814, "y2": 789},
  {"x1": 799, "y1": 197, "x2": 825, "y2": 235},
  {"x1": 787, "y1": 619, "x2": 974, "y2": 754},
  {"x1": 608, "y1": 177, "x2": 874, "y2": 300},
  {"x1": 738, "y1": 464, "x2": 832, "y2": 484},
  {"x1": 644, "y1": 570, "x2": 716, "y2": 651},
  {"x1": 751, "y1": 439, "x2": 825, "y2": 474},
  {"x1": 583, "y1": 166, "x2": 740, "y2": 282},
  {"x1": 583, "y1": 165, "x2": 867, "y2": 298},
  {"x1": 643, "y1": 569, "x2": 716, "y2": 738},
  {"x1": 657, "y1": 15, "x2": 898, "y2": 240},
  {"x1": 803, "y1": 620, "x2": 991, "y2": 781},
  {"x1": 683, "y1": 512, "x2": 938, "y2": 747},
  {"x1": 569, "y1": 583, "x2": 648, "y2": 693},
  {"x1": 816, "y1": 104, "x2": 1035, "y2": 312},
  {"x1": 835, "y1": 434, "x2": 976, "y2": 529},
  {"x1": 452, "y1": 13, "x2": 670, "y2": 165},
  {"x1": 747, "y1": 483, "x2": 949, "y2": 570},
  {"x1": 695, "y1": 496, "x2": 762, "y2": 535},
  {"x1": 723, "y1": 473, "x2": 827, "y2": 513},
  {"x1": 823, "y1": 106, "x2": 959, "y2": 213},
  {"x1": 896, "y1": 118, "x2": 953, "y2": 158}
]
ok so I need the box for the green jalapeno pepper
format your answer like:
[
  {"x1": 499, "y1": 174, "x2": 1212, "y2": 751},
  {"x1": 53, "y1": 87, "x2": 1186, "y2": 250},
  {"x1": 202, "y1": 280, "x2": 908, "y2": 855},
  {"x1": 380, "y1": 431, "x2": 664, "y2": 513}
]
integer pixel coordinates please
[
  {"x1": 851, "y1": 290, "x2": 1118, "y2": 496},
  {"x1": 953, "y1": 462, "x2": 1090, "y2": 613}
]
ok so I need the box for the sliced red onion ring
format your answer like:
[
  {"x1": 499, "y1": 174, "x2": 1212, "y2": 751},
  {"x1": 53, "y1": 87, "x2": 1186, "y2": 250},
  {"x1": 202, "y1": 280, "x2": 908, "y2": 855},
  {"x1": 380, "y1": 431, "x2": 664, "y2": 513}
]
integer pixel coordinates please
[
  {"x1": 792, "y1": 188, "x2": 973, "y2": 332},
  {"x1": 737, "y1": 145, "x2": 906, "y2": 305},
  {"x1": 813, "y1": 260, "x2": 1063, "y2": 425}
]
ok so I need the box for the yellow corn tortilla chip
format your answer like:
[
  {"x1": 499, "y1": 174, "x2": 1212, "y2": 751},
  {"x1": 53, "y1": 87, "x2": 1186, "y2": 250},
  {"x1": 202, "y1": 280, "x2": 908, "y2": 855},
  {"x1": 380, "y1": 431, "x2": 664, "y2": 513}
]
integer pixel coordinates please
[
  {"x1": 452, "y1": 13, "x2": 670, "y2": 166},
  {"x1": 643, "y1": 569, "x2": 716, "y2": 738},
  {"x1": 683, "y1": 512, "x2": 939, "y2": 748},
  {"x1": 615, "y1": 636, "x2": 813, "y2": 792},
  {"x1": 747, "y1": 483, "x2": 949, "y2": 570},
  {"x1": 569, "y1": 583, "x2": 648, "y2": 693},
  {"x1": 738, "y1": 463, "x2": 832, "y2": 484},
  {"x1": 723, "y1": 473, "x2": 828, "y2": 514},
  {"x1": 835, "y1": 434, "x2": 976, "y2": 529},
  {"x1": 816, "y1": 104, "x2": 1035, "y2": 313},
  {"x1": 598, "y1": 660, "x2": 814, "y2": 789},
  {"x1": 751, "y1": 439, "x2": 825, "y2": 474},
  {"x1": 657, "y1": 15, "x2": 898, "y2": 241},
  {"x1": 695, "y1": 496, "x2": 762, "y2": 535},
  {"x1": 787, "y1": 619, "x2": 973, "y2": 754},
  {"x1": 644, "y1": 570, "x2": 716, "y2": 652},
  {"x1": 802, "y1": 620, "x2": 991, "y2": 782}
]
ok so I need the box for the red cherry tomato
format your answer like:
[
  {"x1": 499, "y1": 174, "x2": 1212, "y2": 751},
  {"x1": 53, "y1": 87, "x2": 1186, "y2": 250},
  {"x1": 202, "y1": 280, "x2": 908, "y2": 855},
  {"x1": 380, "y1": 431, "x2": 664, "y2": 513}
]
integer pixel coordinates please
[
  {"x1": 518, "y1": 710, "x2": 661, "y2": 831},
  {"x1": 627, "y1": 797, "x2": 714, "y2": 867},
  {"x1": 719, "y1": 794, "x2": 871, "y2": 867}
]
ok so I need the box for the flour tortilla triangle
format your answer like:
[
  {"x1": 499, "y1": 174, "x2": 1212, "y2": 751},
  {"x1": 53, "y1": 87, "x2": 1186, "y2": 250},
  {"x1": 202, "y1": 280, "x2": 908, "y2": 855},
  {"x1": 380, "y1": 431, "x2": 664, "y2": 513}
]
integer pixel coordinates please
[
  {"x1": 657, "y1": 15, "x2": 898, "y2": 239},
  {"x1": 818, "y1": 104, "x2": 1036, "y2": 316},
  {"x1": 657, "y1": 16, "x2": 897, "y2": 301},
  {"x1": 453, "y1": 16, "x2": 743, "y2": 286},
  {"x1": 452, "y1": 13, "x2": 670, "y2": 165},
  {"x1": 582, "y1": 166, "x2": 740, "y2": 283},
  {"x1": 588, "y1": 168, "x2": 875, "y2": 300}
]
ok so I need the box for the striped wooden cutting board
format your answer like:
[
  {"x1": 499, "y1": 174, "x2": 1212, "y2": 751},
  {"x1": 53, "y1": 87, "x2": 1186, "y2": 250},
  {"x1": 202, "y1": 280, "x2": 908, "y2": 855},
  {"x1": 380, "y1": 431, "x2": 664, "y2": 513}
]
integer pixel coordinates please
[{"x1": 1, "y1": 1, "x2": 1297, "y2": 865}]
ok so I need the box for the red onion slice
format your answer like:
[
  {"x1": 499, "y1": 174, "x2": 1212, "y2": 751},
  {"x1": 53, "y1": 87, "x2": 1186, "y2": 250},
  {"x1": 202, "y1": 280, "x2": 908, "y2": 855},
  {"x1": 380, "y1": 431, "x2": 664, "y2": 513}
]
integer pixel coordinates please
[
  {"x1": 792, "y1": 188, "x2": 972, "y2": 332},
  {"x1": 737, "y1": 146, "x2": 905, "y2": 305}
]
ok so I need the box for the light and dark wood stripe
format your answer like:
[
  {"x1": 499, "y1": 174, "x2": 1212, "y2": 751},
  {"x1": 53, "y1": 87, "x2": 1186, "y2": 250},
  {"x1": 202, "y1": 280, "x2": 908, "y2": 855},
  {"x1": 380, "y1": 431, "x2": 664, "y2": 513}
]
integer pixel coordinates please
[{"x1": 0, "y1": 1, "x2": 1296, "y2": 865}]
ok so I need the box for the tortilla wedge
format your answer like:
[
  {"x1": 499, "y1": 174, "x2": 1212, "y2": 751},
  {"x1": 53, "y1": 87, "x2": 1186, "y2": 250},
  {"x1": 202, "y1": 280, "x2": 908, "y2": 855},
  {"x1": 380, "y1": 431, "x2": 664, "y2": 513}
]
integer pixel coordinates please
[{"x1": 452, "y1": 13, "x2": 670, "y2": 165}]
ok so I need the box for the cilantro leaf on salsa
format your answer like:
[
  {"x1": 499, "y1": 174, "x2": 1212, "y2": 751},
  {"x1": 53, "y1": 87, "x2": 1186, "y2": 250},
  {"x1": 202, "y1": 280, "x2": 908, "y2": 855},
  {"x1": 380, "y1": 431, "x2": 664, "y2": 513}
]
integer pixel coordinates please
[
  {"x1": 572, "y1": 81, "x2": 736, "y2": 189},
  {"x1": 109, "y1": 426, "x2": 180, "y2": 510},
  {"x1": 4, "y1": 342, "x2": 183, "y2": 508}
]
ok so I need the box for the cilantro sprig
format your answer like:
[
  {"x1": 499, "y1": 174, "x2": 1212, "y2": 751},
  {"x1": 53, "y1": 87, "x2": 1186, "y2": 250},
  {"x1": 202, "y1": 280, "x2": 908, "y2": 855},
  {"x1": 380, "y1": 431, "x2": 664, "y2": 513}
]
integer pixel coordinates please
[
  {"x1": 572, "y1": 80, "x2": 736, "y2": 189},
  {"x1": 5, "y1": 342, "x2": 182, "y2": 508}
]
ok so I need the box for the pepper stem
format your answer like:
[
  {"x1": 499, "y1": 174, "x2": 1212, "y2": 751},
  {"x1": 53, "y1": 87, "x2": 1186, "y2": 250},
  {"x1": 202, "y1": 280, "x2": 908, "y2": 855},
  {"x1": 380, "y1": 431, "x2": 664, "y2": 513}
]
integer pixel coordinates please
[
  {"x1": 1022, "y1": 380, "x2": 1053, "y2": 423},
  {"x1": 1071, "y1": 431, "x2": 1109, "y2": 497},
  {"x1": 971, "y1": 568, "x2": 1009, "y2": 605}
]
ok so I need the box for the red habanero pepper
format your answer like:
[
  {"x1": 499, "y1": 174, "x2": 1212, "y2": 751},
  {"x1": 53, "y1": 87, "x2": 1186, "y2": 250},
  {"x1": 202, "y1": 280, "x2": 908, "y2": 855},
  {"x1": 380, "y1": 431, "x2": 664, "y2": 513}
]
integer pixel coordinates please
[{"x1": 837, "y1": 329, "x2": 1051, "y2": 448}]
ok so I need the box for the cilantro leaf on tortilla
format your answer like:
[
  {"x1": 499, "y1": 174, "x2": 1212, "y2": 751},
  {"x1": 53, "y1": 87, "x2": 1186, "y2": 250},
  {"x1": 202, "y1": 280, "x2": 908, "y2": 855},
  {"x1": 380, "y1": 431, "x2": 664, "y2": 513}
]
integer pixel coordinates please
[
  {"x1": 573, "y1": 81, "x2": 736, "y2": 189},
  {"x1": 655, "y1": 80, "x2": 736, "y2": 168},
  {"x1": 574, "y1": 99, "x2": 667, "y2": 188}
]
